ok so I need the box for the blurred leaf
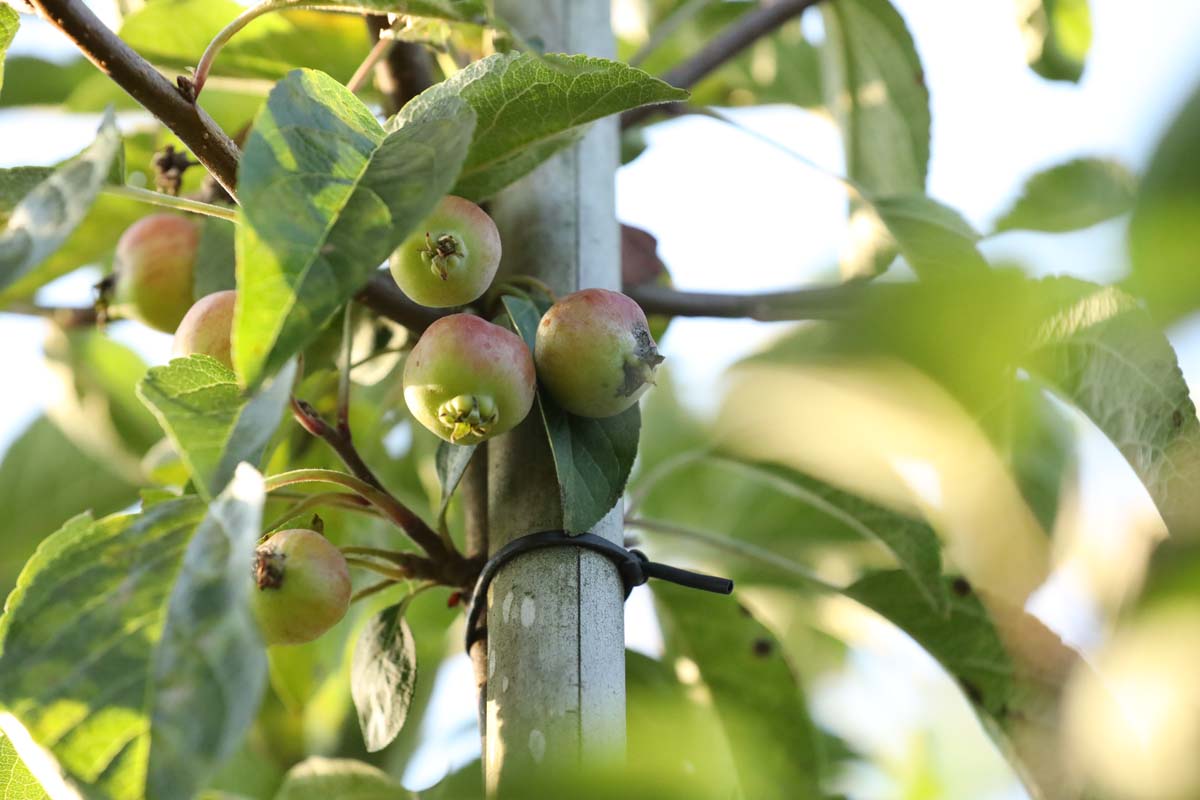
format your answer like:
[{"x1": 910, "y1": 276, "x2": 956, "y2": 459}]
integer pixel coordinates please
[
  {"x1": 118, "y1": 0, "x2": 370, "y2": 83},
  {"x1": 65, "y1": 71, "x2": 268, "y2": 135},
  {"x1": 435, "y1": 441, "x2": 476, "y2": 523},
  {"x1": 236, "y1": 69, "x2": 474, "y2": 387},
  {"x1": 502, "y1": 295, "x2": 641, "y2": 533},
  {"x1": 1026, "y1": 281, "x2": 1200, "y2": 538},
  {"x1": 256, "y1": 0, "x2": 486, "y2": 22},
  {"x1": 653, "y1": 585, "x2": 823, "y2": 800},
  {"x1": 0, "y1": 4, "x2": 16, "y2": 94},
  {"x1": 0, "y1": 168, "x2": 53, "y2": 226},
  {"x1": 822, "y1": 0, "x2": 929, "y2": 277},
  {"x1": 392, "y1": 52, "x2": 688, "y2": 200},
  {"x1": 1129, "y1": 81, "x2": 1200, "y2": 322},
  {"x1": 0, "y1": 731, "x2": 48, "y2": 800},
  {"x1": 351, "y1": 601, "x2": 417, "y2": 753},
  {"x1": 848, "y1": 570, "x2": 1079, "y2": 797},
  {"x1": 137, "y1": 355, "x2": 296, "y2": 500},
  {"x1": 0, "y1": 111, "x2": 121, "y2": 295},
  {"x1": 0, "y1": 56, "x2": 94, "y2": 108},
  {"x1": 994, "y1": 157, "x2": 1136, "y2": 233},
  {"x1": 868, "y1": 193, "x2": 986, "y2": 274},
  {"x1": 1018, "y1": 0, "x2": 1092, "y2": 82},
  {"x1": 0, "y1": 416, "x2": 139, "y2": 598},
  {"x1": 0, "y1": 469, "x2": 268, "y2": 800},
  {"x1": 709, "y1": 457, "x2": 946, "y2": 611},
  {"x1": 1003, "y1": 380, "x2": 1076, "y2": 533},
  {"x1": 194, "y1": 216, "x2": 237, "y2": 299},
  {"x1": 273, "y1": 757, "x2": 402, "y2": 800},
  {"x1": 419, "y1": 759, "x2": 483, "y2": 798}
]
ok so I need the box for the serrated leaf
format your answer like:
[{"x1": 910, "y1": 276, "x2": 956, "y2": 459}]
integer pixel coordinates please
[
  {"x1": 137, "y1": 355, "x2": 296, "y2": 501},
  {"x1": 501, "y1": 295, "x2": 641, "y2": 533},
  {"x1": 119, "y1": 0, "x2": 369, "y2": 83},
  {"x1": 868, "y1": 193, "x2": 986, "y2": 274},
  {"x1": 848, "y1": 570, "x2": 1079, "y2": 796},
  {"x1": 236, "y1": 69, "x2": 475, "y2": 387},
  {"x1": 146, "y1": 466, "x2": 268, "y2": 799},
  {"x1": 392, "y1": 52, "x2": 687, "y2": 200},
  {"x1": 1026, "y1": 281, "x2": 1200, "y2": 537},
  {"x1": 821, "y1": 0, "x2": 929, "y2": 278},
  {"x1": 1018, "y1": 0, "x2": 1092, "y2": 83},
  {"x1": 274, "y1": 757, "x2": 402, "y2": 800},
  {"x1": 1128, "y1": 80, "x2": 1200, "y2": 322},
  {"x1": 994, "y1": 157, "x2": 1136, "y2": 233},
  {"x1": 350, "y1": 602, "x2": 417, "y2": 752},
  {"x1": 0, "y1": 111, "x2": 121, "y2": 294},
  {"x1": 435, "y1": 441, "x2": 476, "y2": 523},
  {"x1": 0, "y1": 4, "x2": 17, "y2": 95},
  {"x1": 0, "y1": 469, "x2": 267, "y2": 800},
  {"x1": 0, "y1": 732, "x2": 48, "y2": 800},
  {"x1": 653, "y1": 585, "x2": 822, "y2": 800},
  {"x1": 708, "y1": 457, "x2": 946, "y2": 612}
]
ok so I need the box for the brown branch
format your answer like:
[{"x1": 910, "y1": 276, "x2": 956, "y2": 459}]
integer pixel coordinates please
[
  {"x1": 366, "y1": 15, "x2": 435, "y2": 115},
  {"x1": 357, "y1": 272, "x2": 451, "y2": 332},
  {"x1": 29, "y1": 0, "x2": 241, "y2": 196},
  {"x1": 2, "y1": 302, "x2": 100, "y2": 328},
  {"x1": 623, "y1": 0, "x2": 826, "y2": 129},
  {"x1": 626, "y1": 281, "x2": 866, "y2": 321}
]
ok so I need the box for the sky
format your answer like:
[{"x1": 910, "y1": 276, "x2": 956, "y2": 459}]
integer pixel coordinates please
[{"x1": 3, "y1": 0, "x2": 1200, "y2": 797}]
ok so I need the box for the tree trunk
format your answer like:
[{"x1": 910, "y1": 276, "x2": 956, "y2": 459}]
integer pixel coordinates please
[{"x1": 480, "y1": 0, "x2": 624, "y2": 794}]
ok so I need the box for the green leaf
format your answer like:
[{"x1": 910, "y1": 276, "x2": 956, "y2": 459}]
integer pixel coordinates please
[
  {"x1": 435, "y1": 441, "x2": 477, "y2": 523},
  {"x1": 0, "y1": 57, "x2": 94, "y2": 108},
  {"x1": 1018, "y1": 0, "x2": 1092, "y2": 82},
  {"x1": 118, "y1": 0, "x2": 370, "y2": 83},
  {"x1": 709, "y1": 457, "x2": 946, "y2": 612},
  {"x1": 1128, "y1": 80, "x2": 1200, "y2": 322},
  {"x1": 868, "y1": 193, "x2": 986, "y2": 274},
  {"x1": 1026, "y1": 281, "x2": 1200, "y2": 538},
  {"x1": 265, "y1": 0, "x2": 485, "y2": 22},
  {"x1": 0, "y1": 4, "x2": 17, "y2": 94},
  {"x1": 501, "y1": 295, "x2": 642, "y2": 533},
  {"x1": 0, "y1": 468, "x2": 267, "y2": 800},
  {"x1": 273, "y1": 757, "x2": 402, "y2": 800},
  {"x1": 392, "y1": 52, "x2": 688, "y2": 200},
  {"x1": 994, "y1": 157, "x2": 1136, "y2": 233},
  {"x1": 847, "y1": 570, "x2": 1077, "y2": 795},
  {"x1": 146, "y1": 466, "x2": 268, "y2": 799},
  {"x1": 0, "y1": 168, "x2": 53, "y2": 229},
  {"x1": 653, "y1": 585, "x2": 823, "y2": 800},
  {"x1": 0, "y1": 732, "x2": 48, "y2": 800},
  {"x1": 236, "y1": 69, "x2": 475, "y2": 387},
  {"x1": 350, "y1": 601, "x2": 417, "y2": 753},
  {"x1": 0, "y1": 111, "x2": 122, "y2": 295},
  {"x1": 137, "y1": 355, "x2": 297, "y2": 501},
  {"x1": 820, "y1": 0, "x2": 929, "y2": 278},
  {"x1": 0, "y1": 417, "x2": 140, "y2": 599}
]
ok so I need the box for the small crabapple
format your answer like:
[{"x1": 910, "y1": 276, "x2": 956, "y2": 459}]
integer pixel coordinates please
[
  {"x1": 113, "y1": 213, "x2": 200, "y2": 333},
  {"x1": 389, "y1": 196, "x2": 501, "y2": 308},
  {"x1": 534, "y1": 288, "x2": 663, "y2": 418},
  {"x1": 252, "y1": 528, "x2": 351, "y2": 646},
  {"x1": 403, "y1": 313, "x2": 536, "y2": 444},
  {"x1": 172, "y1": 290, "x2": 236, "y2": 369}
]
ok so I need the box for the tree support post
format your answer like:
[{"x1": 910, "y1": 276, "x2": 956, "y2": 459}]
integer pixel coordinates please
[{"x1": 480, "y1": 0, "x2": 624, "y2": 793}]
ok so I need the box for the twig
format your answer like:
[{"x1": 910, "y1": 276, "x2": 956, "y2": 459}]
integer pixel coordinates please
[
  {"x1": 347, "y1": 31, "x2": 395, "y2": 95},
  {"x1": 2, "y1": 302, "x2": 99, "y2": 328},
  {"x1": 263, "y1": 491, "x2": 375, "y2": 533},
  {"x1": 623, "y1": 0, "x2": 825, "y2": 128},
  {"x1": 189, "y1": 0, "x2": 289, "y2": 98},
  {"x1": 29, "y1": 0, "x2": 242, "y2": 196},
  {"x1": 626, "y1": 281, "x2": 865, "y2": 321},
  {"x1": 357, "y1": 272, "x2": 452, "y2": 332},
  {"x1": 103, "y1": 185, "x2": 239, "y2": 222}
]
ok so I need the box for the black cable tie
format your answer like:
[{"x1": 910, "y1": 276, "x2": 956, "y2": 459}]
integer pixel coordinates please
[{"x1": 464, "y1": 530, "x2": 733, "y2": 652}]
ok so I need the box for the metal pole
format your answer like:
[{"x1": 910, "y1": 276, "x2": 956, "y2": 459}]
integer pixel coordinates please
[{"x1": 482, "y1": 0, "x2": 624, "y2": 794}]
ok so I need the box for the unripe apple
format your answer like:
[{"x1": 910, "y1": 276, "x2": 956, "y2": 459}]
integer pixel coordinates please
[
  {"x1": 534, "y1": 288, "x2": 663, "y2": 418},
  {"x1": 172, "y1": 290, "x2": 236, "y2": 369},
  {"x1": 113, "y1": 213, "x2": 200, "y2": 333},
  {"x1": 252, "y1": 528, "x2": 351, "y2": 646},
  {"x1": 403, "y1": 314, "x2": 536, "y2": 444},
  {"x1": 389, "y1": 196, "x2": 501, "y2": 308}
]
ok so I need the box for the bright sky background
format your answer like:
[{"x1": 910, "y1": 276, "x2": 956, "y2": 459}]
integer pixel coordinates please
[{"x1": 3, "y1": 1, "x2": 1200, "y2": 797}]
